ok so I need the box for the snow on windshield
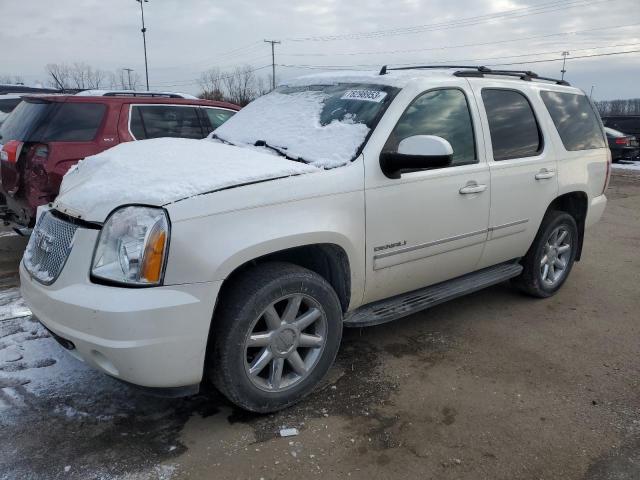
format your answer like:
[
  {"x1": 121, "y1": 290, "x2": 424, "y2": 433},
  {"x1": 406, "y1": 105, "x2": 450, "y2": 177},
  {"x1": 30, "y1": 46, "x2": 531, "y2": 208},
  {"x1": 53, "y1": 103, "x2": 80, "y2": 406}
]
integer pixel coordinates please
[{"x1": 214, "y1": 84, "x2": 394, "y2": 169}]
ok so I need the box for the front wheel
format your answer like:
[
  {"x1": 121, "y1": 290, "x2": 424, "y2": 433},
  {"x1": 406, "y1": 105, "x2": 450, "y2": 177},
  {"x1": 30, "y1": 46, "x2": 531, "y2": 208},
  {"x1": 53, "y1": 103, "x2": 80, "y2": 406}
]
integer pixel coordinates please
[
  {"x1": 209, "y1": 262, "x2": 343, "y2": 412},
  {"x1": 513, "y1": 211, "x2": 578, "y2": 298}
]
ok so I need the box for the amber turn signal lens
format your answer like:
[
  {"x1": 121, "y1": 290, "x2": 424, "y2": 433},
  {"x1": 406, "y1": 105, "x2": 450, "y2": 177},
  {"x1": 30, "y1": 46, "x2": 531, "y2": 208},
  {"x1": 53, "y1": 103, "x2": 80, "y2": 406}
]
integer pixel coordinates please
[{"x1": 141, "y1": 227, "x2": 167, "y2": 283}]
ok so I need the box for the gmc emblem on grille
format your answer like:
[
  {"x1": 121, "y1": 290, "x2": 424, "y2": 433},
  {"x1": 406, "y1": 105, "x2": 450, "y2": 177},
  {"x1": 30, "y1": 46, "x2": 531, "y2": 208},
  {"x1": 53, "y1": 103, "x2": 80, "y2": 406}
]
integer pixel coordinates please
[{"x1": 34, "y1": 231, "x2": 54, "y2": 253}]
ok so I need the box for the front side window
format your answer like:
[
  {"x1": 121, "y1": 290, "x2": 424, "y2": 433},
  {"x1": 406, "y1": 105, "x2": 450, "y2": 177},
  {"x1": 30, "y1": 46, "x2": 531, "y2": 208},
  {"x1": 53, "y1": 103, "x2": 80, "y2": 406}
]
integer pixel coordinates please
[
  {"x1": 203, "y1": 108, "x2": 235, "y2": 131},
  {"x1": 540, "y1": 91, "x2": 605, "y2": 151},
  {"x1": 482, "y1": 89, "x2": 542, "y2": 161},
  {"x1": 384, "y1": 88, "x2": 476, "y2": 167},
  {"x1": 130, "y1": 105, "x2": 203, "y2": 140}
]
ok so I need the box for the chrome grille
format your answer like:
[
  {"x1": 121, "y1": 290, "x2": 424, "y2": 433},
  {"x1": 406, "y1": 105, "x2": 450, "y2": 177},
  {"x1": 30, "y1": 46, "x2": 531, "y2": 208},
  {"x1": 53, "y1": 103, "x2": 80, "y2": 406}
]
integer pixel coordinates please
[{"x1": 23, "y1": 211, "x2": 78, "y2": 285}]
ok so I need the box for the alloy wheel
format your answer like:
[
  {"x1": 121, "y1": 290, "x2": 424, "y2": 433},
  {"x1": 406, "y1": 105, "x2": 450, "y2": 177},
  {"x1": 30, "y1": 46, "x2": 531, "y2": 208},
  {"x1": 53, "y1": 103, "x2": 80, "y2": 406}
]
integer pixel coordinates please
[{"x1": 540, "y1": 225, "x2": 572, "y2": 287}]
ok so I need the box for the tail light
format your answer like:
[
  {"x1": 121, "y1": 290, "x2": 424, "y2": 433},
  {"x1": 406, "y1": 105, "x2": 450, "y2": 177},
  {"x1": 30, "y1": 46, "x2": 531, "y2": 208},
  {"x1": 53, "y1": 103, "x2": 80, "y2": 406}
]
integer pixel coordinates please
[
  {"x1": 0, "y1": 140, "x2": 24, "y2": 164},
  {"x1": 615, "y1": 137, "x2": 630, "y2": 146}
]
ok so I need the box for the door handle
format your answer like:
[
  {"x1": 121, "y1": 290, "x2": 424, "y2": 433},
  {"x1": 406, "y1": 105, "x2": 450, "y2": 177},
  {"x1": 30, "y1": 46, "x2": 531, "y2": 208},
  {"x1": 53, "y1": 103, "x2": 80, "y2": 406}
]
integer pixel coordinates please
[
  {"x1": 535, "y1": 168, "x2": 556, "y2": 180},
  {"x1": 459, "y1": 181, "x2": 487, "y2": 195}
]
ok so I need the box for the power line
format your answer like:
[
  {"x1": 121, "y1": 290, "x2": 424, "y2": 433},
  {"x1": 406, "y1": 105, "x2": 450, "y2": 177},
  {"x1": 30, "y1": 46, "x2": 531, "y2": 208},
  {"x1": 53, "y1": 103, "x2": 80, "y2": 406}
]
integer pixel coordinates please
[
  {"x1": 149, "y1": 64, "x2": 271, "y2": 88},
  {"x1": 278, "y1": 22, "x2": 640, "y2": 58},
  {"x1": 285, "y1": 0, "x2": 615, "y2": 42},
  {"x1": 277, "y1": 42, "x2": 640, "y2": 69},
  {"x1": 277, "y1": 49, "x2": 640, "y2": 71}
]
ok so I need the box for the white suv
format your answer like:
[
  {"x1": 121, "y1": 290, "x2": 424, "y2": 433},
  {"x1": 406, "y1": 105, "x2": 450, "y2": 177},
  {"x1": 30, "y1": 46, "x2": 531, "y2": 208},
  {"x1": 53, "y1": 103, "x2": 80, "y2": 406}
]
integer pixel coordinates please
[{"x1": 20, "y1": 66, "x2": 609, "y2": 412}]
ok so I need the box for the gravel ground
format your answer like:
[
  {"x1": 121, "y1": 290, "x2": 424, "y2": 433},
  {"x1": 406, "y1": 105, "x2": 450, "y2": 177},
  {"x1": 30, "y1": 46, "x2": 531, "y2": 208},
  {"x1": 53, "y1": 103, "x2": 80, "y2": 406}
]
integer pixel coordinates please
[{"x1": 1, "y1": 172, "x2": 639, "y2": 480}]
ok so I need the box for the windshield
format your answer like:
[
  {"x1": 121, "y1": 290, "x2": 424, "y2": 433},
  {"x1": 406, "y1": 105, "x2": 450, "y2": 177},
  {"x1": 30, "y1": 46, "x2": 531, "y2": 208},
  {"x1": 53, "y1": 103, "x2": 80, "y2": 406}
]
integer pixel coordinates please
[{"x1": 214, "y1": 83, "x2": 398, "y2": 168}]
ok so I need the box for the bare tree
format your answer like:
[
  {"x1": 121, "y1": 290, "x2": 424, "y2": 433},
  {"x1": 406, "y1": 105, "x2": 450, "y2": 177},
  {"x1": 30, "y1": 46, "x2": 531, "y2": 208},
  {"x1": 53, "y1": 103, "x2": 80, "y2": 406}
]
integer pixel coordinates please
[
  {"x1": 224, "y1": 66, "x2": 259, "y2": 106},
  {"x1": 110, "y1": 69, "x2": 142, "y2": 90},
  {"x1": 46, "y1": 63, "x2": 72, "y2": 90},
  {"x1": 0, "y1": 74, "x2": 25, "y2": 85},
  {"x1": 199, "y1": 68, "x2": 226, "y2": 101},
  {"x1": 595, "y1": 98, "x2": 640, "y2": 116}
]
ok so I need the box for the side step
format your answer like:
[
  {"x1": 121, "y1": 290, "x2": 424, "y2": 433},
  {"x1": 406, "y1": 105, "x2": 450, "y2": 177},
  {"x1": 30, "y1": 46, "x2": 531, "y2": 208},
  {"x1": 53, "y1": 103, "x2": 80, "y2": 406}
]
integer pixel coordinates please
[{"x1": 344, "y1": 261, "x2": 523, "y2": 328}]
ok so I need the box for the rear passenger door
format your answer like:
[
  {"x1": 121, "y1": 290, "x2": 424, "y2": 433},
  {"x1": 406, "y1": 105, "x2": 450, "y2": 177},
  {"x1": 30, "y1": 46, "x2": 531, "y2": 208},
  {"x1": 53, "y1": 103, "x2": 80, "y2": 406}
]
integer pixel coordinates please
[
  {"x1": 129, "y1": 105, "x2": 205, "y2": 140},
  {"x1": 468, "y1": 82, "x2": 559, "y2": 269}
]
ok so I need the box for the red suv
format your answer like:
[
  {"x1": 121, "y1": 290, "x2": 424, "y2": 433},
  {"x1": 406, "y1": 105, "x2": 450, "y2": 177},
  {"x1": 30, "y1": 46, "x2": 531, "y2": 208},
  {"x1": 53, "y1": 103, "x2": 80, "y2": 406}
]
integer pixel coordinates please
[{"x1": 0, "y1": 92, "x2": 239, "y2": 226}]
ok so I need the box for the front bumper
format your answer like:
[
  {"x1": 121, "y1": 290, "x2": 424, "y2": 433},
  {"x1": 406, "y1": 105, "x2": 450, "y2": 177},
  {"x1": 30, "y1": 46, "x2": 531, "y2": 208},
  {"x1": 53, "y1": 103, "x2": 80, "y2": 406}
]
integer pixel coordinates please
[{"x1": 20, "y1": 226, "x2": 221, "y2": 390}]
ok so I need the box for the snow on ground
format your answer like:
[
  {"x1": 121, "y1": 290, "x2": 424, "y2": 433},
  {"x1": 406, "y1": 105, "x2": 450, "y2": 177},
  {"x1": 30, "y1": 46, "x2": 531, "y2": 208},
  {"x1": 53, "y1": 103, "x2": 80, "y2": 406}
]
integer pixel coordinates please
[
  {"x1": 612, "y1": 159, "x2": 640, "y2": 171},
  {"x1": 56, "y1": 137, "x2": 319, "y2": 215},
  {"x1": 215, "y1": 90, "x2": 371, "y2": 169}
]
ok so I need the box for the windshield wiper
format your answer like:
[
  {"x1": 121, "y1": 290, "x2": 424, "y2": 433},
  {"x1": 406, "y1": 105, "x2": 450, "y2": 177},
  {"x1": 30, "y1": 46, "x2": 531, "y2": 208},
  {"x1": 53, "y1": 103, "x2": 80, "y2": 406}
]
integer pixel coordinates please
[{"x1": 254, "y1": 140, "x2": 308, "y2": 164}]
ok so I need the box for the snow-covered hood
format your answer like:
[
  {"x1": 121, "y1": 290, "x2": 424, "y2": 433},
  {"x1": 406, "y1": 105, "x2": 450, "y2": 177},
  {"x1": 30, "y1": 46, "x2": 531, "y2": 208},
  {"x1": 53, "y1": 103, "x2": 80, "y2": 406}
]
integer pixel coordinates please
[{"x1": 54, "y1": 138, "x2": 319, "y2": 222}]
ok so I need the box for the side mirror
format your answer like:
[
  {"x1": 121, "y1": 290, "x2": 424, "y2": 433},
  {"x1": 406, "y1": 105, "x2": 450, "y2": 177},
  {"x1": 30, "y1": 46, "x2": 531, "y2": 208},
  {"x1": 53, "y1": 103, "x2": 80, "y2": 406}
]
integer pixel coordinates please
[{"x1": 380, "y1": 135, "x2": 453, "y2": 179}]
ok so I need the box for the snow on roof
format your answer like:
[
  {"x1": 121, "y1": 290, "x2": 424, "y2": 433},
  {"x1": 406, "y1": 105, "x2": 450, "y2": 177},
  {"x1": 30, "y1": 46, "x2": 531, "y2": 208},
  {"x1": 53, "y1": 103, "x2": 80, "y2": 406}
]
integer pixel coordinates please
[
  {"x1": 280, "y1": 69, "x2": 455, "y2": 88},
  {"x1": 56, "y1": 137, "x2": 318, "y2": 214}
]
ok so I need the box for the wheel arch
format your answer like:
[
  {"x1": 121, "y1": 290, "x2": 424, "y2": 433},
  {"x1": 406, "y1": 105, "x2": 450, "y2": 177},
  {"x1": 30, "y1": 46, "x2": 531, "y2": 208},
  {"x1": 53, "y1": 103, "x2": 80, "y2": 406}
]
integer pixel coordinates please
[
  {"x1": 545, "y1": 191, "x2": 588, "y2": 260},
  {"x1": 217, "y1": 242, "x2": 353, "y2": 313}
]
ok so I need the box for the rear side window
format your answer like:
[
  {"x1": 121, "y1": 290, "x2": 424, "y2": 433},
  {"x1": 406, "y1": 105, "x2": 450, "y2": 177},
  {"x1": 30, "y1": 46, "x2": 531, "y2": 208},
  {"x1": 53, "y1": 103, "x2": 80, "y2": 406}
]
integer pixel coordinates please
[
  {"x1": 481, "y1": 89, "x2": 542, "y2": 161},
  {"x1": 540, "y1": 91, "x2": 605, "y2": 151},
  {"x1": 0, "y1": 100, "x2": 50, "y2": 142},
  {"x1": 39, "y1": 103, "x2": 106, "y2": 142},
  {"x1": 203, "y1": 108, "x2": 235, "y2": 131},
  {"x1": 130, "y1": 105, "x2": 204, "y2": 140}
]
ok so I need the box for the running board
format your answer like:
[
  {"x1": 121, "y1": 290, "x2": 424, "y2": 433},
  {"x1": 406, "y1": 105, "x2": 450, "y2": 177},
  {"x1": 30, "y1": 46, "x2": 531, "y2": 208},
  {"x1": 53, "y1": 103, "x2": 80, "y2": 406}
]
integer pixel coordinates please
[{"x1": 344, "y1": 262, "x2": 523, "y2": 327}]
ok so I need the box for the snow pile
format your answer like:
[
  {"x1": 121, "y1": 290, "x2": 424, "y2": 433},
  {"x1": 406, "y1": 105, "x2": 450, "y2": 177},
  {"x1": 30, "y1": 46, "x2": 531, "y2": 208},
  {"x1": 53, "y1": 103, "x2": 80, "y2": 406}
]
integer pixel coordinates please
[
  {"x1": 612, "y1": 160, "x2": 640, "y2": 172},
  {"x1": 57, "y1": 137, "x2": 318, "y2": 213},
  {"x1": 215, "y1": 91, "x2": 370, "y2": 169}
]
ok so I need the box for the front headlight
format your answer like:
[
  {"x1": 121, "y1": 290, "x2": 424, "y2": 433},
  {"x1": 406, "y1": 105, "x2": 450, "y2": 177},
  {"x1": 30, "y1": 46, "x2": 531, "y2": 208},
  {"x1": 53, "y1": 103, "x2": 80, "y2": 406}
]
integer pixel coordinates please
[{"x1": 91, "y1": 206, "x2": 169, "y2": 286}]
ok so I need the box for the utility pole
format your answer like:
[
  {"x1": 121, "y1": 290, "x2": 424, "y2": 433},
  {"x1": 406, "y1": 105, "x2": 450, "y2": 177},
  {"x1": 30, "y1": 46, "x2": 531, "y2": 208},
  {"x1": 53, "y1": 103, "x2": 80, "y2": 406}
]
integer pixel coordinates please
[
  {"x1": 589, "y1": 85, "x2": 595, "y2": 100},
  {"x1": 136, "y1": 0, "x2": 150, "y2": 91},
  {"x1": 561, "y1": 51, "x2": 570, "y2": 81},
  {"x1": 123, "y1": 68, "x2": 134, "y2": 90},
  {"x1": 264, "y1": 39, "x2": 281, "y2": 90}
]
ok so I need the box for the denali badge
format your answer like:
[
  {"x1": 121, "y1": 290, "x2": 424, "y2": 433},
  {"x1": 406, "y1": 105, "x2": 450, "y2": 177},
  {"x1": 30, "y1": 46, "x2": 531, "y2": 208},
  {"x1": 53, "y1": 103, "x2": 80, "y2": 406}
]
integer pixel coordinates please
[{"x1": 374, "y1": 240, "x2": 407, "y2": 252}]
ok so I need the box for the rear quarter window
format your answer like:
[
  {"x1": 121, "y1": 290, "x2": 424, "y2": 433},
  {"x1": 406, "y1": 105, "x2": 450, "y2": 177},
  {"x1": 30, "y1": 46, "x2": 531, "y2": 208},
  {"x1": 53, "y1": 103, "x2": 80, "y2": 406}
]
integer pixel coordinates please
[
  {"x1": 540, "y1": 91, "x2": 605, "y2": 151},
  {"x1": 38, "y1": 103, "x2": 106, "y2": 142}
]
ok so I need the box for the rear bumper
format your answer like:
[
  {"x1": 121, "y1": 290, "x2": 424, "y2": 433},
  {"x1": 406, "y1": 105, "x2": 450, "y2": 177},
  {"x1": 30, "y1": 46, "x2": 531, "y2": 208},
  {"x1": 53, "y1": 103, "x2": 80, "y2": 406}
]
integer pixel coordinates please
[
  {"x1": 20, "y1": 236, "x2": 222, "y2": 389},
  {"x1": 586, "y1": 194, "x2": 607, "y2": 229},
  {"x1": 610, "y1": 146, "x2": 639, "y2": 161}
]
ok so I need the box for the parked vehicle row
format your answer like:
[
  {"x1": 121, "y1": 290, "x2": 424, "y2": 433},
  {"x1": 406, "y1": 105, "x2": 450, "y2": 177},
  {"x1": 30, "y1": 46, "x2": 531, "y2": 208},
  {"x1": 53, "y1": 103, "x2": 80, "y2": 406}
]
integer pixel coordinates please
[
  {"x1": 19, "y1": 66, "x2": 610, "y2": 412},
  {"x1": 0, "y1": 91, "x2": 239, "y2": 226}
]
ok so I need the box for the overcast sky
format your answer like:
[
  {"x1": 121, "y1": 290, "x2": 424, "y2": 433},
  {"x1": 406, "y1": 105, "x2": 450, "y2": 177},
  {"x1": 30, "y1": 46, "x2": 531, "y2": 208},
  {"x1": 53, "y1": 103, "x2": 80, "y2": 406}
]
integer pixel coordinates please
[{"x1": 2, "y1": 0, "x2": 639, "y2": 99}]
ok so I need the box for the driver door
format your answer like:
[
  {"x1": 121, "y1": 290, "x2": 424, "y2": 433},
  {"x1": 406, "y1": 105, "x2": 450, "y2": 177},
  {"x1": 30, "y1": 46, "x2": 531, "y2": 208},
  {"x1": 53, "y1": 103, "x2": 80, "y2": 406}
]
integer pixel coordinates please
[{"x1": 363, "y1": 84, "x2": 490, "y2": 304}]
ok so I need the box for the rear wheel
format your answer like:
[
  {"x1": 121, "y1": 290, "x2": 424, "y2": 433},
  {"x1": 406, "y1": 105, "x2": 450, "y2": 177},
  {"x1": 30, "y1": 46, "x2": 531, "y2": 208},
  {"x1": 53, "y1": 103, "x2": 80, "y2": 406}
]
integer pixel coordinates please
[
  {"x1": 514, "y1": 211, "x2": 578, "y2": 298},
  {"x1": 209, "y1": 262, "x2": 343, "y2": 412}
]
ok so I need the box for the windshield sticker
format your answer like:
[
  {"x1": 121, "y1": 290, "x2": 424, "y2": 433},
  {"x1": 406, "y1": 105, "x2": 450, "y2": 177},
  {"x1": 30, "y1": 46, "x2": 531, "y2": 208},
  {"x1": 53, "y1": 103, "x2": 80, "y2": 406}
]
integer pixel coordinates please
[{"x1": 341, "y1": 90, "x2": 387, "y2": 103}]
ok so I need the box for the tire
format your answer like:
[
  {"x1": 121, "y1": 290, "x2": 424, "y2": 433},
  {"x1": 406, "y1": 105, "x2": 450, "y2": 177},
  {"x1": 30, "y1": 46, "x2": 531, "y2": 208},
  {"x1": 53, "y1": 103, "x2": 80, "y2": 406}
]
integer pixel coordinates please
[
  {"x1": 209, "y1": 262, "x2": 343, "y2": 413},
  {"x1": 513, "y1": 210, "x2": 578, "y2": 298}
]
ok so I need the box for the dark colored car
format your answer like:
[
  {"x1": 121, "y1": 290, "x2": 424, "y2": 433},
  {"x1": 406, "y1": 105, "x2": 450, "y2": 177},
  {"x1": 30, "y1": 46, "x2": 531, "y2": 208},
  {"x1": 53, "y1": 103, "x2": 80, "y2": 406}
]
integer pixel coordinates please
[
  {"x1": 605, "y1": 127, "x2": 639, "y2": 162},
  {"x1": 601, "y1": 115, "x2": 640, "y2": 144},
  {"x1": 0, "y1": 92, "x2": 239, "y2": 226}
]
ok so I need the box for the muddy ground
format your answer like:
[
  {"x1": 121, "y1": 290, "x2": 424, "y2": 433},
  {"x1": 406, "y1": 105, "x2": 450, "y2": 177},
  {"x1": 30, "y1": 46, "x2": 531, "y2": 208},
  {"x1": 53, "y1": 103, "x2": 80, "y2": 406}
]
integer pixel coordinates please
[{"x1": 1, "y1": 172, "x2": 639, "y2": 480}]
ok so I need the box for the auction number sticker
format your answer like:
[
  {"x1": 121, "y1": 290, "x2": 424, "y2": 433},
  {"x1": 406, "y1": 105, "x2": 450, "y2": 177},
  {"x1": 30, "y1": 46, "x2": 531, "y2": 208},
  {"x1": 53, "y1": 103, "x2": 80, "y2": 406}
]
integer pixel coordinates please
[{"x1": 341, "y1": 89, "x2": 387, "y2": 103}]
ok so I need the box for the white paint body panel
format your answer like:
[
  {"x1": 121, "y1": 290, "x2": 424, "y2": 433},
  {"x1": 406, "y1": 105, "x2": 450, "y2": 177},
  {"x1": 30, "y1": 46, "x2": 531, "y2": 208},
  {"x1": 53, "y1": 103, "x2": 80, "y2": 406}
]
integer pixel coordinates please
[{"x1": 20, "y1": 71, "x2": 609, "y2": 389}]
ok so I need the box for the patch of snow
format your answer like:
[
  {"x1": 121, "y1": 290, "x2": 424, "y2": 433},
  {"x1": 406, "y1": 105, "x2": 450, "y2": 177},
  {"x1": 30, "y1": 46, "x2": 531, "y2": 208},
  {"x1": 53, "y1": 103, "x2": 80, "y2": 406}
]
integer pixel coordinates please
[
  {"x1": 612, "y1": 160, "x2": 640, "y2": 171},
  {"x1": 280, "y1": 69, "x2": 438, "y2": 88},
  {"x1": 56, "y1": 138, "x2": 318, "y2": 215},
  {"x1": 0, "y1": 286, "x2": 31, "y2": 321},
  {"x1": 215, "y1": 90, "x2": 370, "y2": 168}
]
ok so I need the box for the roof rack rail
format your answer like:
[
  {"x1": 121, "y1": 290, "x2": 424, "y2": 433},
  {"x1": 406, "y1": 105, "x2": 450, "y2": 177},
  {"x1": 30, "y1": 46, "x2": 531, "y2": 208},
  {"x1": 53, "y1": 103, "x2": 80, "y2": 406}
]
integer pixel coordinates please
[
  {"x1": 101, "y1": 91, "x2": 185, "y2": 98},
  {"x1": 378, "y1": 65, "x2": 570, "y2": 86}
]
